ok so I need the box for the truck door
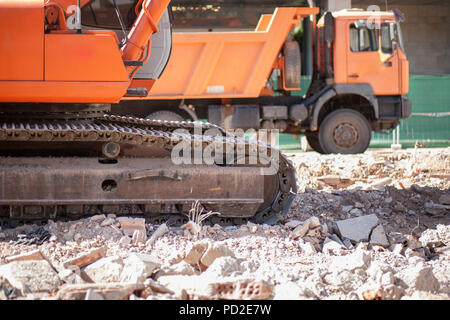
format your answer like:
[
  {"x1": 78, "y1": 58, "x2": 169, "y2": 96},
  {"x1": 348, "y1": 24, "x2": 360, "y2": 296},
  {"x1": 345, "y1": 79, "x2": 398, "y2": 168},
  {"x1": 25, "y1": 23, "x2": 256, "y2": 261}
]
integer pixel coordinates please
[{"x1": 346, "y1": 21, "x2": 400, "y2": 95}]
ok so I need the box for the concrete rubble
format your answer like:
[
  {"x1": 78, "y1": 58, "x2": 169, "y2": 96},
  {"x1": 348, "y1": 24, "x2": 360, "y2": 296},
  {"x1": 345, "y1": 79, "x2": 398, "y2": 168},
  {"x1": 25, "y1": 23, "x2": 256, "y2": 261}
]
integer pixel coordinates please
[{"x1": 0, "y1": 148, "x2": 448, "y2": 300}]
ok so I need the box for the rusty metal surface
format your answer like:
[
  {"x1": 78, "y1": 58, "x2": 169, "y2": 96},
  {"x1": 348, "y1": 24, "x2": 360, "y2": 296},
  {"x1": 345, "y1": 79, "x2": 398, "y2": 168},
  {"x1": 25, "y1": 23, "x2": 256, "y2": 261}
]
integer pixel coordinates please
[{"x1": 0, "y1": 157, "x2": 263, "y2": 206}]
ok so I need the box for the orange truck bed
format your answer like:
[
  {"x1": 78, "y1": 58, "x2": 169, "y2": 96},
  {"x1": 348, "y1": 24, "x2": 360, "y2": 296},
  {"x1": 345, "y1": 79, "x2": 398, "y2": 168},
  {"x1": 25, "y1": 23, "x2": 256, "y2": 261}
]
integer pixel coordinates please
[{"x1": 128, "y1": 7, "x2": 319, "y2": 100}]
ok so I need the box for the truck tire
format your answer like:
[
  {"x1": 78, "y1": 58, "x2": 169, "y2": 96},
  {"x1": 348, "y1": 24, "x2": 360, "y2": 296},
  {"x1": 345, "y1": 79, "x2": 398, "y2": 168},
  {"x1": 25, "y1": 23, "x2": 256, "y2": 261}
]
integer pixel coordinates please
[
  {"x1": 318, "y1": 109, "x2": 371, "y2": 154},
  {"x1": 283, "y1": 41, "x2": 301, "y2": 89},
  {"x1": 145, "y1": 110, "x2": 185, "y2": 122},
  {"x1": 305, "y1": 132, "x2": 325, "y2": 154}
]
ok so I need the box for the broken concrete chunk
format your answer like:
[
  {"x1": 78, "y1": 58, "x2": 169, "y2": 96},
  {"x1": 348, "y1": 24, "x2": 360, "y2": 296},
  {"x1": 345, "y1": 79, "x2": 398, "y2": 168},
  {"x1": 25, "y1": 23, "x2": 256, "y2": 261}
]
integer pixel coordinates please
[
  {"x1": 398, "y1": 265, "x2": 440, "y2": 293},
  {"x1": 436, "y1": 224, "x2": 450, "y2": 246},
  {"x1": 184, "y1": 240, "x2": 210, "y2": 265},
  {"x1": 290, "y1": 216, "x2": 321, "y2": 240},
  {"x1": 200, "y1": 242, "x2": 235, "y2": 267},
  {"x1": 82, "y1": 255, "x2": 124, "y2": 283},
  {"x1": 325, "y1": 220, "x2": 341, "y2": 238},
  {"x1": 318, "y1": 175, "x2": 354, "y2": 188},
  {"x1": 308, "y1": 216, "x2": 321, "y2": 228},
  {"x1": 438, "y1": 193, "x2": 450, "y2": 205},
  {"x1": 381, "y1": 272, "x2": 395, "y2": 286},
  {"x1": 82, "y1": 253, "x2": 160, "y2": 284},
  {"x1": 119, "y1": 235, "x2": 131, "y2": 248},
  {"x1": 329, "y1": 234, "x2": 345, "y2": 247},
  {"x1": 335, "y1": 214, "x2": 379, "y2": 243},
  {"x1": 390, "y1": 243, "x2": 404, "y2": 255},
  {"x1": 5, "y1": 249, "x2": 44, "y2": 263},
  {"x1": 291, "y1": 223, "x2": 309, "y2": 239},
  {"x1": 120, "y1": 253, "x2": 161, "y2": 284},
  {"x1": 285, "y1": 220, "x2": 302, "y2": 229},
  {"x1": 334, "y1": 249, "x2": 371, "y2": 271},
  {"x1": 146, "y1": 223, "x2": 169, "y2": 247},
  {"x1": 100, "y1": 218, "x2": 115, "y2": 227},
  {"x1": 401, "y1": 291, "x2": 448, "y2": 300},
  {"x1": 369, "y1": 177, "x2": 392, "y2": 188},
  {"x1": 424, "y1": 202, "x2": 449, "y2": 216},
  {"x1": 343, "y1": 238, "x2": 353, "y2": 249},
  {"x1": 117, "y1": 217, "x2": 146, "y2": 236},
  {"x1": 321, "y1": 223, "x2": 328, "y2": 235},
  {"x1": 90, "y1": 214, "x2": 106, "y2": 222},
  {"x1": 62, "y1": 246, "x2": 107, "y2": 269},
  {"x1": 322, "y1": 237, "x2": 345, "y2": 255},
  {"x1": 131, "y1": 229, "x2": 147, "y2": 246},
  {"x1": 143, "y1": 278, "x2": 174, "y2": 295},
  {"x1": 0, "y1": 260, "x2": 61, "y2": 294},
  {"x1": 369, "y1": 225, "x2": 390, "y2": 248},
  {"x1": 202, "y1": 256, "x2": 244, "y2": 277},
  {"x1": 299, "y1": 241, "x2": 316, "y2": 255},
  {"x1": 56, "y1": 283, "x2": 144, "y2": 300},
  {"x1": 306, "y1": 226, "x2": 322, "y2": 238},
  {"x1": 349, "y1": 208, "x2": 363, "y2": 216},
  {"x1": 404, "y1": 248, "x2": 425, "y2": 259},
  {"x1": 404, "y1": 235, "x2": 422, "y2": 250},
  {"x1": 419, "y1": 227, "x2": 445, "y2": 248},
  {"x1": 204, "y1": 280, "x2": 273, "y2": 300},
  {"x1": 341, "y1": 205, "x2": 353, "y2": 213},
  {"x1": 273, "y1": 282, "x2": 306, "y2": 300},
  {"x1": 317, "y1": 175, "x2": 341, "y2": 186},
  {"x1": 181, "y1": 221, "x2": 201, "y2": 236},
  {"x1": 58, "y1": 268, "x2": 85, "y2": 285},
  {"x1": 354, "y1": 202, "x2": 364, "y2": 208},
  {"x1": 84, "y1": 288, "x2": 105, "y2": 300},
  {"x1": 157, "y1": 261, "x2": 196, "y2": 277}
]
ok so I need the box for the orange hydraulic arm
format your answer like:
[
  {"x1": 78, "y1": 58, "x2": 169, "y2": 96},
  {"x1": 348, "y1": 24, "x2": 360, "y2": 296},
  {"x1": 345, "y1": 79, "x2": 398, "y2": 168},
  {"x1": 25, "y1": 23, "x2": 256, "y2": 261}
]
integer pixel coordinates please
[{"x1": 122, "y1": 0, "x2": 170, "y2": 77}]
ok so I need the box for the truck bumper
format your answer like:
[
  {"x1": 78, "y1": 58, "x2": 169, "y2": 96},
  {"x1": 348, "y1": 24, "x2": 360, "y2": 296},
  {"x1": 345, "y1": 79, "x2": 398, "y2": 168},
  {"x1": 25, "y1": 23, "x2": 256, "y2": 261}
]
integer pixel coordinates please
[{"x1": 401, "y1": 96, "x2": 412, "y2": 119}]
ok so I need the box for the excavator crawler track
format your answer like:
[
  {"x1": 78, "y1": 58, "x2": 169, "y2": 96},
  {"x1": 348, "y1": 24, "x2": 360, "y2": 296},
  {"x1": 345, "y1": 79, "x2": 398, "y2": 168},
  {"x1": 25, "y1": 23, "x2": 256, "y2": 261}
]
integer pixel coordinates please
[{"x1": 0, "y1": 115, "x2": 297, "y2": 227}]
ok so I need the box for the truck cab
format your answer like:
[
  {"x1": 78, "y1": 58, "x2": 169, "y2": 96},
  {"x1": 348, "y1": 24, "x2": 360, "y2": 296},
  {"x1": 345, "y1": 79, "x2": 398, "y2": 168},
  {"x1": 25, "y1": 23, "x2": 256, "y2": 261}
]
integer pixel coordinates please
[{"x1": 306, "y1": 9, "x2": 411, "y2": 153}]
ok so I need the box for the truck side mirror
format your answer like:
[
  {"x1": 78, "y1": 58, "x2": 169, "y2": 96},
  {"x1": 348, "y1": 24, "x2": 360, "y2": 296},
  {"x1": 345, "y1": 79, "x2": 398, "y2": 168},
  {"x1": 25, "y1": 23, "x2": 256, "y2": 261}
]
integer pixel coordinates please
[
  {"x1": 324, "y1": 12, "x2": 334, "y2": 42},
  {"x1": 392, "y1": 39, "x2": 399, "y2": 51}
]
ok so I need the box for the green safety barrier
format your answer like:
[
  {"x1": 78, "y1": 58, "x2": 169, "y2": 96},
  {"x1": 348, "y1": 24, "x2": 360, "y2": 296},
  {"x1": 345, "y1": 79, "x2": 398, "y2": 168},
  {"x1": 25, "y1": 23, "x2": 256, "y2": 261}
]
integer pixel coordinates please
[{"x1": 277, "y1": 75, "x2": 450, "y2": 150}]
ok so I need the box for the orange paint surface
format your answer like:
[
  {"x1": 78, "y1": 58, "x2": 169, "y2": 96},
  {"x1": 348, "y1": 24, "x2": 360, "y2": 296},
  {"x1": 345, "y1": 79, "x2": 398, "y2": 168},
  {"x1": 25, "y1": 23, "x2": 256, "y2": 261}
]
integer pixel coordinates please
[
  {"x1": 132, "y1": 7, "x2": 319, "y2": 100},
  {"x1": 0, "y1": 0, "x2": 171, "y2": 103}
]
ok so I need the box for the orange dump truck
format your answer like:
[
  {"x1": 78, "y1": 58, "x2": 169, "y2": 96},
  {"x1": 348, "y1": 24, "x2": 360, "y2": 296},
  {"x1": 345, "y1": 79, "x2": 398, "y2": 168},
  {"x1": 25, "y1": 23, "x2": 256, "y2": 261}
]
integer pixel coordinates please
[{"x1": 112, "y1": 6, "x2": 412, "y2": 154}]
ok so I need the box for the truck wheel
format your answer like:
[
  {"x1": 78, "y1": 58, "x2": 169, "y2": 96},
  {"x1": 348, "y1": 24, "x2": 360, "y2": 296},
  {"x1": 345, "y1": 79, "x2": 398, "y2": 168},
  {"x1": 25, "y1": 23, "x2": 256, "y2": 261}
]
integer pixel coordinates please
[
  {"x1": 318, "y1": 109, "x2": 371, "y2": 154},
  {"x1": 283, "y1": 41, "x2": 301, "y2": 89},
  {"x1": 305, "y1": 132, "x2": 325, "y2": 154},
  {"x1": 145, "y1": 110, "x2": 185, "y2": 122}
]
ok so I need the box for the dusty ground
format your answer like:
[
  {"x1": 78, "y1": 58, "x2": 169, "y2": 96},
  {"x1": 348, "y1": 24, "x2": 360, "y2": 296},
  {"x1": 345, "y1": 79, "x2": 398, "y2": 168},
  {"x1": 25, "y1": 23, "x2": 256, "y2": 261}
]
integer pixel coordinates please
[{"x1": 0, "y1": 147, "x2": 449, "y2": 300}]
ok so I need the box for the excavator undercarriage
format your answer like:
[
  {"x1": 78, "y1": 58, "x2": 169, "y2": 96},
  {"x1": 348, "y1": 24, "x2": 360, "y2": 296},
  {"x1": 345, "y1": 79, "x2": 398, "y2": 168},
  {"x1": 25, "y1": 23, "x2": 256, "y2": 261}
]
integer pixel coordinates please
[{"x1": 0, "y1": 109, "x2": 297, "y2": 227}]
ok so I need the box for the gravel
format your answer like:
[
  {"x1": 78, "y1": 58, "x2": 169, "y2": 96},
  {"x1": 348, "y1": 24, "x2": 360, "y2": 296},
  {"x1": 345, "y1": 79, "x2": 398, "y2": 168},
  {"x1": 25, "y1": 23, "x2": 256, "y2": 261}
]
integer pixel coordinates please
[{"x1": 0, "y1": 147, "x2": 448, "y2": 300}]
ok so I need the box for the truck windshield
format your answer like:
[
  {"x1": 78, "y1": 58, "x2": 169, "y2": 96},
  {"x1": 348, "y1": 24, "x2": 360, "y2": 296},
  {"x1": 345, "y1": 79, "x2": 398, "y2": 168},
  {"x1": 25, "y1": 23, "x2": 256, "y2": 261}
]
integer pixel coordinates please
[{"x1": 380, "y1": 21, "x2": 405, "y2": 55}]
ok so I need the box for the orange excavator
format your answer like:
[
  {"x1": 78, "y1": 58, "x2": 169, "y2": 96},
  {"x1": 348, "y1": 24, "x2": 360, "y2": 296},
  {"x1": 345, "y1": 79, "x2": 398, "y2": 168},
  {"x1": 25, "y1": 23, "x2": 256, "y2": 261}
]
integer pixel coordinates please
[{"x1": 0, "y1": 0, "x2": 297, "y2": 227}]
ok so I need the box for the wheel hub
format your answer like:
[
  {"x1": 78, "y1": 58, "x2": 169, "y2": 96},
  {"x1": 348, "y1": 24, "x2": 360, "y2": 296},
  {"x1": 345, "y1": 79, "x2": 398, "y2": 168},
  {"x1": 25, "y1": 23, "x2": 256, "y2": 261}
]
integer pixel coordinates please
[{"x1": 333, "y1": 123, "x2": 358, "y2": 148}]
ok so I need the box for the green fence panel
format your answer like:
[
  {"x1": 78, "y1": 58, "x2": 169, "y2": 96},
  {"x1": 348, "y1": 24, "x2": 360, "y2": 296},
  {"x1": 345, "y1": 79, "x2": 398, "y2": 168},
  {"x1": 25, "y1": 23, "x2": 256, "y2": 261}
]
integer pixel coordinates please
[
  {"x1": 278, "y1": 75, "x2": 450, "y2": 150},
  {"x1": 371, "y1": 75, "x2": 450, "y2": 148}
]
